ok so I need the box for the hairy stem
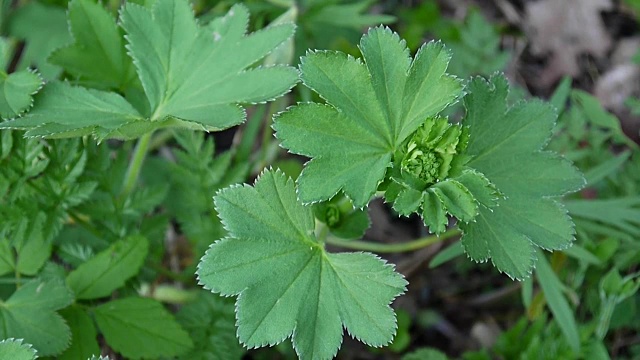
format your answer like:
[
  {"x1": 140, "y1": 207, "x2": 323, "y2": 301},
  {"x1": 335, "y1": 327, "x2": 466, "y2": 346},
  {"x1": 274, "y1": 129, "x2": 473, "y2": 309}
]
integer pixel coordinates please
[
  {"x1": 121, "y1": 132, "x2": 152, "y2": 197},
  {"x1": 326, "y1": 228, "x2": 461, "y2": 253}
]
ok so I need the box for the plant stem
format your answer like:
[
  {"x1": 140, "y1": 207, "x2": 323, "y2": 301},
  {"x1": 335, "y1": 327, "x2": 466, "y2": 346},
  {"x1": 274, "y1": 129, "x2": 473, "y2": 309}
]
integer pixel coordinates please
[
  {"x1": 121, "y1": 132, "x2": 152, "y2": 197},
  {"x1": 148, "y1": 129, "x2": 175, "y2": 152},
  {"x1": 326, "y1": 228, "x2": 461, "y2": 253}
]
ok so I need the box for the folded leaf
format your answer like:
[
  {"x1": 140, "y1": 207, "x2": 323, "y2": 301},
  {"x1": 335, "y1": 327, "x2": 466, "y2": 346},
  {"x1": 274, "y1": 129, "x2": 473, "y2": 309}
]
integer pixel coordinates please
[{"x1": 197, "y1": 169, "x2": 407, "y2": 359}]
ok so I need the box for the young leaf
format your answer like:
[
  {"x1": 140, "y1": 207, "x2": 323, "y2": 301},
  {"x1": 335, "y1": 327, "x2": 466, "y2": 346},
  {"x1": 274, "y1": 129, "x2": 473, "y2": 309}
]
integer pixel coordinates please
[
  {"x1": 274, "y1": 27, "x2": 462, "y2": 207},
  {"x1": 459, "y1": 75, "x2": 585, "y2": 280},
  {"x1": 94, "y1": 297, "x2": 193, "y2": 359},
  {"x1": 0, "y1": 339, "x2": 37, "y2": 360},
  {"x1": 1, "y1": 0, "x2": 298, "y2": 140},
  {"x1": 0, "y1": 69, "x2": 43, "y2": 119},
  {"x1": 0, "y1": 280, "x2": 74, "y2": 356},
  {"x1": 66, "y1": 235, "x2": 149, "y2": 300},
  {"x1": 49, "y1": 0, "x2": 135, "y2": 89},
  {"x1": 58, "y1": 305, "x2": 100, "y2": 360},
  {"x1": 197, "y1": 169, "x2": 407, "y2": 360}
]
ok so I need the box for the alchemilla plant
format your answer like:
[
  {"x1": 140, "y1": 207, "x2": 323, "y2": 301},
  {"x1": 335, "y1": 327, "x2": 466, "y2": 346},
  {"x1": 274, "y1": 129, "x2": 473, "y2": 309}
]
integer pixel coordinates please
[{"x1": 0, "y1": 0, "x2": 593, "y2": 359}]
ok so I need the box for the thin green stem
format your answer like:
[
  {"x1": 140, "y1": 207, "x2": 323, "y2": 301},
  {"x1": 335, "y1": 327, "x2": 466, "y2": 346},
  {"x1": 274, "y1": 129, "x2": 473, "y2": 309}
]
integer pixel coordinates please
[
  {"x1": 315, "y1": 220, "x2": 330, "y2": 243},
  {"x1": 326, "y1": 228, "x2": 461, "y2": 253},
  {"x1": 121, "y1": 132, "x2": 153, "y2": 197},
  {"x1": 148, "y1": 129, "x2": 175, "y2": 152}
]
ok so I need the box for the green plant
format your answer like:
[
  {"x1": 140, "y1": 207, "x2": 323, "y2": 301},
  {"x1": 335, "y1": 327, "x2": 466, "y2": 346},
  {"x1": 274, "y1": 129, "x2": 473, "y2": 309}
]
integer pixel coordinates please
[{"x1": 4, "y1": 0, "x2": 629, "y2": 359}]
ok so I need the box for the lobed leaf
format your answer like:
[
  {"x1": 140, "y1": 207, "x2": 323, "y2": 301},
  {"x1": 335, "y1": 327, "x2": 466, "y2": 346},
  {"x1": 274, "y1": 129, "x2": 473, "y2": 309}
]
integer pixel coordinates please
[
  {"x1": 1, "y1": 0, "x2": 298, "y2": 140},
  {"x1": 0, "y1": 82, "x2": 144, "y2": 139},
  {"x1": 460, "y1": 75, "x2": 585, "y2": 280},
  {"x1": 275, "y1": 27, "x2": 462, "y2": 207},
  {"x1": 0, "y1": 280, "x2": 74, "y2": 356},
  {"x1": 0, "y1": 69, "x2": 43, "y2": 119},
  {"x1": 121, "y1": 0, "x2": 298, "y2": 126},
  {"x1": 0, "y1": 339, "x2": 37, "y2": 360},
  {"x1": 197, "y1": 169, "x2": 407, "y2": 360},
  {"x1": 49, "y1": 0, "x2": 135, "y2": 89}
]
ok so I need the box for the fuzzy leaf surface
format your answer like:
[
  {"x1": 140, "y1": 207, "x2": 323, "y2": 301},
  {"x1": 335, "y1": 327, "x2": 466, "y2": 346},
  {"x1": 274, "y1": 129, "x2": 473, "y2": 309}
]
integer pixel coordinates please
[
  {"x1": 0, "y1": 70, "x2": 42, "y2": 118},
  {"x1": 1, "y1": 0, "x2": 298, "y2": 139},
  {"x1": 460, "y1": 75, "x2": 585, "y2": 280},
  {"x1": 49, "y1": 0, "x2": 135, "y2": 89},
  {"x1": 121, "y1": 0, "x2": 298, "y2": 126},
  {"x1": 0, "y1": 339, "x2": 37, "y2": 360},
  {"x1": 94, "y1": 297, "x2": 193, "y2": 359},
  {"x1": 274, "y1": 27, "x2": 462, "y2": 207},
  {"x1": 66, "y1": 235, "x2": 148, "y2": 299},
  {"x1": 197, "y1": 170, "x2": 407, "y2": 360},
  {"x1": 0, "y1": 280, "x2": 74, "y2": 356}
]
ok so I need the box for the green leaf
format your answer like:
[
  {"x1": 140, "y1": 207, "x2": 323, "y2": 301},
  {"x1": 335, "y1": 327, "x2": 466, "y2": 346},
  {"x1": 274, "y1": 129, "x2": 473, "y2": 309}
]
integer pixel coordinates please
[
  {"x1": 49, "y1": 0, "x2": 135, "y2": 89},
  {"x1": 565, "y1": 197, "x2": 640, "y2": 237},
  {"x1": 66, "y1": 235, "x2": 148, "y2": 300},
  {"x1": 7, "y1": 2, "x2": 72, "y2": 79},
  {"x1": 446, "y1": 9, "x2": 510, "y2": 78},
  {"x1": 14, "y1": 212, "x2": 51, "y2": 275},
  {"x1": 58, "y1": 305, "x2": 100, "y2": 360},
  {"x1": 2, "y1": 0, "x2": 298, "y2": 140},
  {"x1": 0, "y1": 280, "x2": 74, "y2": 356},
  {"x1": 460, "y1": 75, "x2": 585, "y2": 280},
  {"x1": 535, "y1": 251, "x2": 580, "y2": 352},
  {"x1": 94, "y1": 297, "x2": 193, "y2": 359},
  {"x1": 122, "y1": 0, "x2": 298, "y2": 125},
  {"x1": 0, "y1": 69, "x2": 42, "y2": 118},
  {"x1": 197, "y1": 169, "x2": 407, "y2": 359},
  {"x1": 275, "y1": 27, "x2": 462, "y2": 207},
  {"x1": 306, "y1": 1, "x2": 395, "y2": 29},
  {"x1": 0, "y1": 82, "x2": 144, "y2": 139},
  {"x1": 429, "y1": 241, "x2": 464, "y2": 268},
  {"x1": 583, "y1": 150, "x2": 631, "y2": 186},
  {"x1": 0, "y1": 240, "x2": 14, "y2": 276},
  {"x1": 0, "y1": 339, "x2": 37, "y2": 360}
]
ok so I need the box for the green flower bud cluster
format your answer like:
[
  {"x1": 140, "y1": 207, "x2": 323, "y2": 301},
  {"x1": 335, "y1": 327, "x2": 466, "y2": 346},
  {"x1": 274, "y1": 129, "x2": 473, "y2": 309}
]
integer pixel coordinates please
[
  {"x1": 401, "y1": 143, "x2": 441, "y2": 186},
  {"x1": 397, "y1": 117, "x2": 469, "y2": 190},
  {"x1": 382, "y1": 116, "x2": 499, "y2": 234}
]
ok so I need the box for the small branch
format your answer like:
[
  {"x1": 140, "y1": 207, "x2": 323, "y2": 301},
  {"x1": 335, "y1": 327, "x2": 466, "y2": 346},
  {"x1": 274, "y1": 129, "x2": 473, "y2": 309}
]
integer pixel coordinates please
[
  {"x1": 326, "y1": 228, "x2": 461, "y2": 253},
  {"x1": 120, "y1": 132, "x2": 153, "y2": 197}
]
